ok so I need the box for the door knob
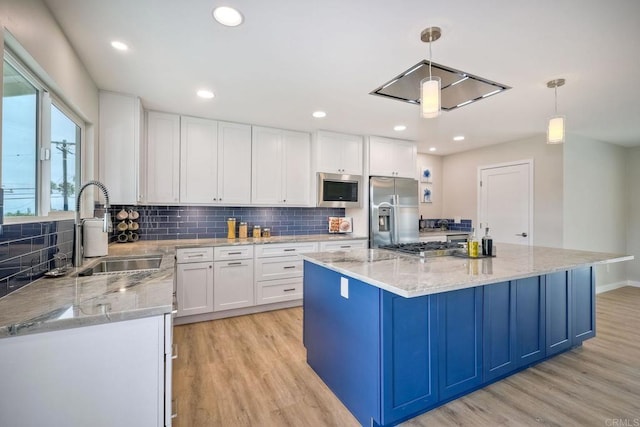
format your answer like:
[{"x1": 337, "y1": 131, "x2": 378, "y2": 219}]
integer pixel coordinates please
[{"x1": 516, "y1": 232, "x2": 528, "y2": 237}]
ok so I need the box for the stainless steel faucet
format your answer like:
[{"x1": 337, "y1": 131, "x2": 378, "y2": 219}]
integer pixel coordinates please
[{"x1": 73, "y1": 180, "x2": 112, "y2": 267}]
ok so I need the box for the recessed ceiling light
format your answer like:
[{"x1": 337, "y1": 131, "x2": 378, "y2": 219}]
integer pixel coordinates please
[
  {"x1": 429, "y1": 147, "x2": 437, "y2": 152},
  {"x1": 110, "y1": 41, "x2": 129, "y2": 51},
  {"x1": 393, "y1": 125, "x2": 407, "y2": 131},
  {"x1": 312, "y1": 111, "x2": 327, "y2": 118},
  {"x1": 197, "y1": 90, "x2": 215, "y2": 99},
  {"x1": 453, "y1": 135, "x2": 465, "y2": 141},
  {"x1": 212, "y1": 6, "x2": 244, "y2": 27}
]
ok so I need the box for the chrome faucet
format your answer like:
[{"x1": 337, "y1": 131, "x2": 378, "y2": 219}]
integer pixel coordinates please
[{"x1": 73, "y1": 180, "x2": 112, "y2": 267}]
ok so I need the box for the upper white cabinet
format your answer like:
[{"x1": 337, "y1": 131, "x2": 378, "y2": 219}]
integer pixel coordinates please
[
  {"x1": 369, "y1": 136, "x2": 417, "y2": 179},
  {"x1": 251, "y1": 126, "x2": 311, "y2": 206},
  {"x1": 99, "y1": 91, "x2": 142, "y2": 205},
  {"x1": 144, "y1": 111, "x2": 181, "y2": 204},
  {"x1": 315, "y1": 131, "x2": 363, "y2": 175},
  {"x1": 180, "y1": 116, "x2": 218, "y2": 204},
  {"x1": 217, "y1": 121, "x2": 252, "y2": 205}
]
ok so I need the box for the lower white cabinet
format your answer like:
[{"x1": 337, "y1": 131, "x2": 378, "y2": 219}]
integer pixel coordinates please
[
  {"x1": 318, "y1": 239, "x2": 367, "y2": 252},
  {"x1": 175, "y1": 248, "x2": 214, "y2": 317},
  {"x1": 254, "y1": 242, "x2": 318, "y2": 305},
  {"x1": 213, "y1": 246, "x2": 254, "y2": 311},
  {"x1": 0, "y1": 314, "x2": 173, "y2": 427}
]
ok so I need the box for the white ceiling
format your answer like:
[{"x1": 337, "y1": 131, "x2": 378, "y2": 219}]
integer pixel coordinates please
[{"x1": 43, "y1": 0, "x2": 640, "y2": 155}]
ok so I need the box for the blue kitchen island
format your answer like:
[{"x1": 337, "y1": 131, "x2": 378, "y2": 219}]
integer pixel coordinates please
[{"x1": 302, "y1": 245, "x2": 632, "y2": 426}]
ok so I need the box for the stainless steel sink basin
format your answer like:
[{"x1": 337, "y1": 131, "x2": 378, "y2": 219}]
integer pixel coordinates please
[{"x1": 78, "y1": 255, "x2": 162, "y2": 276}]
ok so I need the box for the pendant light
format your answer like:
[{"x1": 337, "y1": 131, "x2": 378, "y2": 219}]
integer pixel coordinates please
[
  {"x1": 547, "y1": 79, "x2": 566, "y2": 144},
  {"x1": 420, "y1": 27, "x2": 442, "y2": 118}
]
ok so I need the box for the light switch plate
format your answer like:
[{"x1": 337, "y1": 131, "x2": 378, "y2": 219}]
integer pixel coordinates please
[{"x1": 340, "y1": 277, "x2": 349, "y2": 299}]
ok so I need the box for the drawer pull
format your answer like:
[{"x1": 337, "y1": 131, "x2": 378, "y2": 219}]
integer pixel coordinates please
[
  {"x1": 340, "y1": 245, "x2": 351, "y2": 248},
  {"x1": 283, "y1": 248, "x2": 296, "y2": 252},
  {"x1": 186, "y1": 253, "x2": 204, "y2": 258},
  {"x1": 227, "y1": 262, "x2": 242, "y2": 266},
  {"x1": 283, "y1": 288, "x2": 296, "y2": 292},
  {"x1": 228, "y1": 251, "x2": 242, "y2": 255},
  {"x1": 283, "y1": 266, "x2": 296, "y2": 269}
]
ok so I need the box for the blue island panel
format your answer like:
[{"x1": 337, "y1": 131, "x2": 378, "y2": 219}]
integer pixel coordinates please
[{"x1": 303, "y1": 261, "x2": 381, "y2": 425}]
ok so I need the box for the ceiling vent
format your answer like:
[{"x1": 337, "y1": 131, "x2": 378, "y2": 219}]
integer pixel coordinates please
[{"x1": 370, "y1": 60, "x2": 510, "y2": 112}]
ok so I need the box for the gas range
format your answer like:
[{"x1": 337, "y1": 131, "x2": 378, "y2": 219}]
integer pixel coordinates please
[{"x1": 379, "y1": 241, "x2": 464, "y2": 258}]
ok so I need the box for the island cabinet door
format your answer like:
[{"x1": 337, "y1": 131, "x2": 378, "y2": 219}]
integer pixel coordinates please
[
  {"x1": 514, "y1": 276, "x2": 546, "y2": 367},
  {"x1": 437, "y1": 287, "x2": 483, "y2": 401},
  {"x1": 546, "y1": 271, "x2": 573, "y2": 356},
  {"x1": 483, "y1": 281, "x2": 517, "y2": 382},
  {"x1": 572, "y1": 267, "x2": 596, "y2": 344},
  {"x1": 380, "y1": 292, "x2": 438, "y2": 425},
  {"x1": 302, "y1": 262, "x2": 381, "y2": 426}
]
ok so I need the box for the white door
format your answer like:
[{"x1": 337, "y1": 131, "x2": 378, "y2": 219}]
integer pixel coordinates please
[{"x1": 478, "y1": 161, "x2": 532, "y2": 245}]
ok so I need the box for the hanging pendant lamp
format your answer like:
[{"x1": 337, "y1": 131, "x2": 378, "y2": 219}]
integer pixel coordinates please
[
  {"x1": 420, "y1": 27, "x2": 442, "y2": 118},
  {"x1": 547, "y1": 79, "x2": 566, "y2": 144}
]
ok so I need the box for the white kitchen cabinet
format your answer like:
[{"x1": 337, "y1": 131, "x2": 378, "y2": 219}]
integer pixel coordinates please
[
  {"x1": 217, "y1": 121, "x2": 252, "y2": 205},
  {"x1": 99, "y1": 91, "x2": 142, "y2": 205},
  {"x1": 318, "y1": 239, "x2": 368, "y2": 252},
  {"x1": 179, "y1": 118, "x2": 252, "y2": 205},
  {"x1": 251, "y1": 126, "x2": 311, "y2": 206},
  {"x1": 315, "y1": 131, "x2": 363, "y2": 175},
  {"x1": 144, "y1": 111, "x2": 181, "y2": 204},
  {"x1": 179, "y1": 116, "x2": 218, "y2": 203},
  {"x1": 369, "y1": 136, "x2": 417, "y2": 179},
  {"x1": 213, "y1": 245, "x2": 254, "y2": 311},
  {"x1": 175, "y1": 247, "x2": 214, "y2": 317},
  {"x1": 0, "y1": 314, "x2": 172, "y2": 427},
  {"x1": 254, "y1": 242, "x2": 317, "y2": 305}
]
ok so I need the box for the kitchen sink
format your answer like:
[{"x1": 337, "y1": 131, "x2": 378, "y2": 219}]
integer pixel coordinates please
[{"x1": 78, "y1": 255, "x2": 163, "y2": 276}]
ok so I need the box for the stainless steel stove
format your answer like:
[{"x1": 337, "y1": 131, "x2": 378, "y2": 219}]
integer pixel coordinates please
[{"x1": 379, "y1": 241, "x2": 464, "y2": 257}]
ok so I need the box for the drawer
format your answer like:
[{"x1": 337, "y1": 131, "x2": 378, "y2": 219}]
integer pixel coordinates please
[
  {"x1": 318, "y1": 240, "x2": 367, "y2": 252},
  {"x1": 214, "y1": 245, "x2": 253, "y2": 261},
  {"x1": 254, "y1": 256, "x2": 303, "y2": 281},
  {"x1": 256, "y1": 277, "x2": 302, "y2": 305},
  {"x1": 254, "y1": 242, "x2": 318, "y2": 258},
  {"x1": 176, "y1": 247, "x2": 214, "y2": 263}
]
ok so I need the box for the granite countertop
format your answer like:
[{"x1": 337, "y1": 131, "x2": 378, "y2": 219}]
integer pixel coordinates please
[
  {"x1": 0, "y1": 234, "x2": 367, "y2": 339},
  {"x1": 301, "y1": 244, "x2": 633, "y2": 298}
]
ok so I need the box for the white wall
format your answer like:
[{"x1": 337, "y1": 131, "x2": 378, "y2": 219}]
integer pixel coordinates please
[
  {"x1": 416, "y1": 153, "x2": 443, "y2": 219},
  {"x1": 441, "y1": 135, "x2": 564, "y2": 248},
  {"x1": 563, "y1": 135, "x2": 628, "y2": 287},
  {"x1": 626, "y1": 147, "x2": 640, "y2": 283},
  {"x1": 0, "y1": 0, "x2": 99, "y2": 185}
]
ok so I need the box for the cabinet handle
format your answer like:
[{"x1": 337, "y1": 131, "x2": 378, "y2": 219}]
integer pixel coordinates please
[
  {"x1": 283, "y1": 266, "x2": 296, "y2": 269},
  {"x1": 340, "y1": 245, "x2": 351, "y2": 248},
  {"x1": 227, "y1": 262, "x2": 242, "y2": 266},
  {"x1": 172, "y1": 343, "x2": 178, "y2": 360},
  {"x1": 228, "y1": 252, "x2": 242, "y2": 255},
  {"x1": 283, "y1": 288, "x2": 296, "y2": 292},
  {"x1": 186, "y1": 253, "x2": 204, "y2": 258},
  {"x1": 283, "y1": 248, "x2": 296, "y2": 252}
]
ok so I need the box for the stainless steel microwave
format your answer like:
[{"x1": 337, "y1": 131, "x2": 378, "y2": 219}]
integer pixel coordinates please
[{"x1": 317, "y1": 173, "x2": 362, "y2": 208}]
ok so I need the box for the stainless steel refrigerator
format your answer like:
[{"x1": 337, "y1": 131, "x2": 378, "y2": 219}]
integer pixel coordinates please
[{"x1": 369, "y1": 176, "x2": 419, "y2": 248}]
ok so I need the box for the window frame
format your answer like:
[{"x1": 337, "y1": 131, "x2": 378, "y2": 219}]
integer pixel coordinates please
[{"x1": 2, "y1": 47, "x2": 83, "y2": 224}]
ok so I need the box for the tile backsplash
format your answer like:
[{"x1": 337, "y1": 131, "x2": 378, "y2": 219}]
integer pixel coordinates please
[
  {"x1": 0, "y1": 219, "x2": 74, "y2": 299},
  {"x1": 108, "y1": 205, "x2": 346, "y2": 241}
]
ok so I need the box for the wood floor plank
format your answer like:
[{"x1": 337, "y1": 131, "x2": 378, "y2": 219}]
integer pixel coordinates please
[{"x1": 173, "y1": 286, "x2": 640, "y2": 426}]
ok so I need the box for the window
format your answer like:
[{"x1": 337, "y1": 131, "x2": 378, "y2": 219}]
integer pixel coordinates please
[
  {"x1": 2, "y1": 59, "x2": 38, "y2": 216},
  {"x1": 2, "y1": 49, "x2": 82, "y2": 220}
]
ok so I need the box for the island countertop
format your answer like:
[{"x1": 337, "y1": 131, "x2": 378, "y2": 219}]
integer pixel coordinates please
[
  {"x1": 301, "y1": 244, "x2": 633, "y2": 298},
  {"x1": 0, "y1": 234, "x2": 366, "y2": 338}
]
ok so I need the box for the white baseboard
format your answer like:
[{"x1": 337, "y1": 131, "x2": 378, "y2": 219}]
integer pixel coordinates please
[{"x1": 597, "y1": 280, "x2": 640, "y2": 294}]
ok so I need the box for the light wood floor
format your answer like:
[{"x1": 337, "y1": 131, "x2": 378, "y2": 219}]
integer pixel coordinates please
[{"x1": 173, "y1": 286, "x2": 640, "y2": 426}]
